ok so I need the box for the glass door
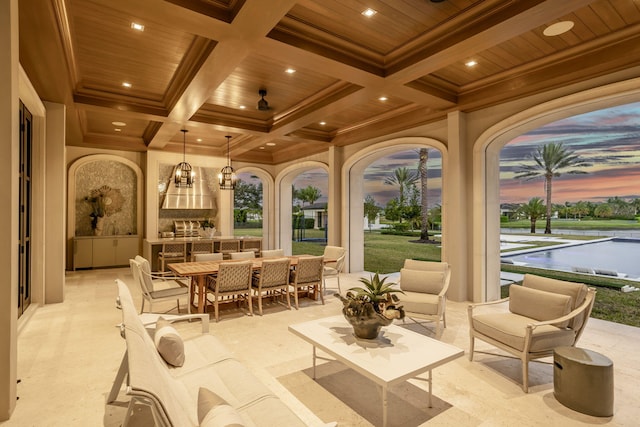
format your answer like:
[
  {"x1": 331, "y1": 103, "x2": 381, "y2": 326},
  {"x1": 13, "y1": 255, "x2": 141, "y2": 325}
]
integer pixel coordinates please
[{"x1": 18, "y1": 101, "x2": 32, "y2": 317}]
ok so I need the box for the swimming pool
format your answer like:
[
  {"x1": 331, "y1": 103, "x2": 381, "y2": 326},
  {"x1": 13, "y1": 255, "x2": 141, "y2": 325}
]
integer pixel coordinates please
[{"x1": 500, "y1": 238, "x2": 640, "y2": 279}]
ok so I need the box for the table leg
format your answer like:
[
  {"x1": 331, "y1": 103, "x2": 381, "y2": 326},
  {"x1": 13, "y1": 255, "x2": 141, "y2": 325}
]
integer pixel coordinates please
[
  {"x1": 428, "y1": 369, "x2": 433, "y2": 408},
  {"x1": 312, "y1": 346, "x2": 317, "y2": 380},
  {"x1": 381, "y1": 384, "x2": 388, "y2": 427},
  {"x1": 196, "y1": 276, "x2": 206, "y2": 314}
]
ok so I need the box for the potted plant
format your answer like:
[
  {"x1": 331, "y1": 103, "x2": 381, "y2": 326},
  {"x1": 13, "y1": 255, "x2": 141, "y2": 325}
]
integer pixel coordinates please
[
  {"x1": 335, "y1": 273, "x2": 405, "y2": 339},
  {"x1": 200, "y1": 218, "x2": 216, "y2": 238}
]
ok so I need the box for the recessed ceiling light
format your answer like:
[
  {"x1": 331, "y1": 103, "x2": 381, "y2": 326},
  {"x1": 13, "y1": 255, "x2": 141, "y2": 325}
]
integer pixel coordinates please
[
  {"x1": 378, "y1": 96, "x2": 388, "y2": 101},
  {"x1": 285, "y1": 68, "x2": 296, "y2": 74},
  {"x1": 130, "y1": 22, "x2": 144, "y2": 31},
  {"x1": 260, "y1": 146, "x2": 265, "y2": 150},
  {"x1": 122, "y1": 82, "x2": 132, "y2": 88},
  {"x1": 111, "y1": 121, "x2": 126, "y2": 126},
  {"x1": 114, "y1": 128, "x2": 122, "y2": 132},
  {"x1": 239, "y1": 105, "x2": 246, "y2": 110},
  {"x1": 266, "y1": 142, "x2": 276, "y2": 146},
  {"x1": 362, "y1": 8, "x2": 377, "y2": 17},
  {"x1": 197, "y1": 138, "x2": 202, "y2": 142},
  {"x1": 319, "y1": 121, "x2": 326, "y2": 126},
  {"x1": 465, "y1": 60, "x2": 477, "y2": 67},
  {"x1": 543, "y1": 21, "x2": 574, "y2": 37}
]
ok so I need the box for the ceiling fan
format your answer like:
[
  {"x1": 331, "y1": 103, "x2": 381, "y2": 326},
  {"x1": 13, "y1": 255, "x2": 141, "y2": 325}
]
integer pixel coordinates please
[{"x1": 257, "y1": 89, "x2": 270, "y2": 111}]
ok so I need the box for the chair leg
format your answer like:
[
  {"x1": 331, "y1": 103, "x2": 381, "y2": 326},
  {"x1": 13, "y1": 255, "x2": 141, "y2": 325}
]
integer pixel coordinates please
[
  {"x1": 468, "y1": 335, "x2": 475, "y2": 361},
  {"x1": 214, "y1": 296, "x2": 220, "y2": 322},
  {"x1": 336, "y1": 275, "x2": 341, "y2": 294},
  {"x1": 521, "y1": 358, "x2": 529, "y2": 393},
  {"x1": 247, "y1": 294, "x2": 253, "y2": 316},
  {"x1": 293, "y1": 287, "x2": 299, "y2": 309},
  {"x1": 285, "y1": 288, "x2": 291, "y2": 309},
  {"x1": 258, "y1": 292, "x2": 263, "y2": 316},
  {"x1": 107, "y1": 351, "x2": 128, "y2": 403},
  {"x1": 139, "y1": 299, "x2": 145, "y2": 315}
]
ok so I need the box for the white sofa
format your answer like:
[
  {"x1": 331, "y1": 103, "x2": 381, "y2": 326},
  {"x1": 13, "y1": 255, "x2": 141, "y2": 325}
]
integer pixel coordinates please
[{"x1": 112, "y1": 279, "x2": 313, "y2": 427}]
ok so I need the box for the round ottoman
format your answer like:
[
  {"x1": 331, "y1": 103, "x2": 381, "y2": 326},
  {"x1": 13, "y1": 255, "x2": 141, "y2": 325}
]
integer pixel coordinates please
[{"x1": 553, "y1": 346, "x2": 614, "y2": 417}]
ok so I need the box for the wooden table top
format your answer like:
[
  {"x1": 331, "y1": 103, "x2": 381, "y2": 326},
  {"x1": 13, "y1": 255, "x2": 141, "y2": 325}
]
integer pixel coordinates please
[{"x1": 168, "y1": 255, "x2": 323, "y2": 277}]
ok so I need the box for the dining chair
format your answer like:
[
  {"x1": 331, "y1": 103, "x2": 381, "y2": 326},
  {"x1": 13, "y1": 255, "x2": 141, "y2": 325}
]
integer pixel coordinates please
[
  {"x1": 241, "y1": 239, "x2": 262, "y2": 255},
  {"x1": 322, "y1": 246, "x2": 346, "y2": 294},
  {"x1": 216, "y1": 239, "x2": 240, "y2": 259},
  {"x1": 189, "y1": 240, "x2": 214, "y2": 261},
  {"x1": 205, "y1": 261, "x2": 254, "y2": 322},
  {"x1": 194, "y1": 252, "x2": 223, "y2": 262},
  {"x1": 261, "y1": 249, "x2": 285, "y2": 258},
  {"x1": 158, "y1": 242, "x2": 187, "y2": 271},
  {"x1": 289, "y1": 255, "x2": 324, "y2": 309},
  {"x1": 130, "y1": 258, "x2": 189, "y2": 314},
  {"x1": 251, "y1": 257, "x2": 292, "y2": 315},
  {"x1": 230, "y1": 251, "x2": 255, "y2": 260}
]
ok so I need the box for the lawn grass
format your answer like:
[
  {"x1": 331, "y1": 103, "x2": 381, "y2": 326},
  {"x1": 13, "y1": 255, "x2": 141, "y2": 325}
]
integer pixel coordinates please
[{"x1": 503, "y1": 218, "x2": 640, "y2": 230}]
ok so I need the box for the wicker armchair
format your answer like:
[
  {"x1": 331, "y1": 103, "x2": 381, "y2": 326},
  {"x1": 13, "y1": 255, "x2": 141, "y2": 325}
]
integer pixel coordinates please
[
  {"x1": 251, "y1": 257, "x2": 292, "y2": 315},
  {"x1": 206, "y1": 261, "x2": 253, "y2": 322},
  {"x1": 289, "y1": 256, "x2": 324, "y2": 309}
]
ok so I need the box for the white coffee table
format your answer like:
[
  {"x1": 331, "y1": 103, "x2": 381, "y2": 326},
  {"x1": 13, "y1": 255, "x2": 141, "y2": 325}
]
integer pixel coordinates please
[{"x1": 288, "y1": 315, "x2": 464, "y2": 427}]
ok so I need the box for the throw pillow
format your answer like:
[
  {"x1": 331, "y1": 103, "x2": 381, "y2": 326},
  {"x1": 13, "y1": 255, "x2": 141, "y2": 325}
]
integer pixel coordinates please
[
  {"x1": 509, "y1": 285, "x2": 572, "y2": 327},
  {"x1": 400, "y1": 269, "x2": 445, "y2": 294},
  {"x1": 198, "y1": 387, "x2": 245, "y2": 427},
  {"x1": 154, "y1": 317, "x2": 185, "y2": 367}
]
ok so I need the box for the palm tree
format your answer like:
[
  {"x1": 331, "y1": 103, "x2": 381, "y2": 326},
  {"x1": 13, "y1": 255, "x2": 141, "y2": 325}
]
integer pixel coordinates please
[
  {"x1": 518, "y1": 197, "x2": 546, "y2": 233},
  {"x1": 418, "y1": 148, "x2": 430, "y2": 241},
  {"x1": 384, "y1": 167, "x2": 418, "y2": 210},
  {"x1": 515, "y1": 142, "x2": 590, "y2": 234}
]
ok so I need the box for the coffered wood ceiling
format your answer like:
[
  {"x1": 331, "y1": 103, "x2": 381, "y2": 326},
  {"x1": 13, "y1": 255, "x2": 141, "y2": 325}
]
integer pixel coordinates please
[{"x1": 18, "y1": 0, "x2": 640, "y2": 164}]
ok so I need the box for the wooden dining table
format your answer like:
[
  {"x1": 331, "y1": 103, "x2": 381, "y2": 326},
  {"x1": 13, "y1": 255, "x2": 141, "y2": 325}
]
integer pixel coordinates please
[{"x1": 168, "y1": 255, "x2": 332, "y2": 314}]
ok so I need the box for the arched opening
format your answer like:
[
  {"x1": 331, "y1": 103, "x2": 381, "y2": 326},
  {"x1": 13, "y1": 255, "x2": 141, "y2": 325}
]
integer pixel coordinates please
[
  {"x1": 474, "y1": 78, "x2": 640, "y2": 302},
  {"x1": 343, "y1": 137, "x2": 447, "y2": 273},
  {"x1": 275, "y1": 161, "x2": 328, "y2": 255},
  {"x1": 233, "y1": 167, "x2": 274, "y2": 249}
]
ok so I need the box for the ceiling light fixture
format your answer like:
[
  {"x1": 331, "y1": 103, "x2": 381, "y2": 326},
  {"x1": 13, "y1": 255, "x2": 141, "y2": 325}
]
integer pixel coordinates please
[
  {"x1": 130, "y1": 22, "x2": 144, "y2": 31},
  {"x1": 362, "y1": 8, "x2": 377, "y2": 17},
  {"x1": 319, "y1": 121, "x2": 326, "y2": 126},
  {"x1": 378, "y1": 96, "x2": 388, "y2": 101},
  {"x1": 111, "y1": 121, "x2": 126, "y2": 126},
  {"x1": 175, "y1": 129, "x2": 195, "y2": 188},
  {"x1": 465, "y1": 60, "x2": 477, "y2": 67},
  {"x1": 285, "y1": 68, "x2": 296, "y2": 74},
  {"x1": 544, "y1": 21, "x2": 574, "y2": 37},
  {"x1": 257, "y1": 89, "x2": 270, "y2": 111},
  {"x1": 122, "y1": 82, "x2": 132, "y2": 88},
  {"x1": 218, "y1": 135, "x2": 236, "y2": 190}
]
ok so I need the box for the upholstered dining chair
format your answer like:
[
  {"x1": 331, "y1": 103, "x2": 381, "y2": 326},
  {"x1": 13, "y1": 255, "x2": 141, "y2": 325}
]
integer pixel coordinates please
[
  {"x1": 322, "y1": 246, "x2": 346, "y2": 293},
  {"x1": 251, "y1": 257, "x2": 292, "y2": 315},
  {"x1": 261, "y1": 249, "x2": 285, "y2": 258},
  {"x1": 205, "y1": 261, "x2": 253, "y2": 322},
  {"x1": 289, "y1": 255, "x2": 324, "y2": 309},
  {"x1": 468, "y1": 274, "x2": 596, "y2": 392},
  {"x1": 130, "y1": 258, "x2": 189, "y2": 314},
  {"x1": 230, "y1": 251, "x2": 255, "y2": 260},
  {"x1": 396, "y1": 259, "x2": 451, "y2": 336},
  {"x1": 189, "y1": 240, "x2": 214, "y2": 261},
  {"x1": 158, "y1": 241, "x2": 187, "y2": 271},
  {"x1": 217, "y1": 239, "x2": 240, "y2": 259},
  {"x1": 194, "y1": 252, "x2": 223, "y2": 262}
]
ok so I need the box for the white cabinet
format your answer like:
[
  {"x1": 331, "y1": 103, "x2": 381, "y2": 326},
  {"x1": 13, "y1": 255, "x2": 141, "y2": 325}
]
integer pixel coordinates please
[
  {"x1": 74, "y1": 236, "x2": 139, "y2": 269},
  {"x1": 73, "y1": 238, "x2": 93, "y2": 269}
]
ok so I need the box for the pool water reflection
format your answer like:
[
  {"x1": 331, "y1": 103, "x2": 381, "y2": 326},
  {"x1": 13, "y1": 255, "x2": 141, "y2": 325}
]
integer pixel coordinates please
[{"x1": 500, "y1": 238, "x2": 640, "y2": 279}]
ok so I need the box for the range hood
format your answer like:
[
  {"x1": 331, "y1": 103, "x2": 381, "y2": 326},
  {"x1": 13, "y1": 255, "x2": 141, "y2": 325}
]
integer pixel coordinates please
[{"x1": 162, "y1": 166, "x2": 215, "y2": 210}]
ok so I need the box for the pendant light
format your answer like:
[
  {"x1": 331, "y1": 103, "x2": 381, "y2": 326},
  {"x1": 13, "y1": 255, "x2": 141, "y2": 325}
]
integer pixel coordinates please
[
  {"x1": 218, "y1": 135, "x2": 236, "y2": 190},
  {"x1": 175, "y1": 129, "x2": 195, "y2": 187}
]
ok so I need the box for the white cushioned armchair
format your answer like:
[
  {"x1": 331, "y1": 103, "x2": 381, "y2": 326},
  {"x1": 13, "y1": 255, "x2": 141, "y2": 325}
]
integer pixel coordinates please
[
  {"x1": 396, "y1": 260, "x2": 451, "y2": 336},
  {"x1": 468, "y1": 274, "x2": 596, "y2": 392}
]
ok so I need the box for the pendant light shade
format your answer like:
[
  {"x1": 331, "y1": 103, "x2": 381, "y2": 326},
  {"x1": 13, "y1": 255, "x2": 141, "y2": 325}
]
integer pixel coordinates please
[
  {"x1": 175, "y1": 129, "x2": 195, "y2": 187},
  {"x1": 219, "y1": 135, "x2": 236, "y2": 190}
]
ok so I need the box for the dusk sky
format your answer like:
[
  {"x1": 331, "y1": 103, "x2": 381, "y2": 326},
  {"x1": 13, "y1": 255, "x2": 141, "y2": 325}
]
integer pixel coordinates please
[
  {"x1": 239, "y1": 101, "x2": 640, "y2": 208},
  {"x1": 500, "y1": 101, "x2": 640, "y2": 204}
]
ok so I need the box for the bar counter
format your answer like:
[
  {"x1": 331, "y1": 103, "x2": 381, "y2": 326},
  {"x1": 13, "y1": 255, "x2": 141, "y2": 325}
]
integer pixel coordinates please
[{"x1": 143, "y1": 236, "x2": 262, "y2": 271}]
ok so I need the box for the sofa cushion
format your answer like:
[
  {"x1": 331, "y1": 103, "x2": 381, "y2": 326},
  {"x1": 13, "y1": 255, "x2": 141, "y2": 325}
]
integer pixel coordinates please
[
  {"x1": 198, "y1": 387, "x2": 245, "y2": 427},
  {"x1": 522, "y1": 274, "x2": 587, "y2": 310},
  {"x1": 400, "y1": 269, "x2": 445, "y2": 294},
  {"x1": 397, "y1": 290, "x2": 439, "y2": 315},
  {"x1": 155, "y1": 317, "x2": 186, "y2": 367},
  {"x1": 509, "y1": 285, "x2": 572, "y2": 328},
  {"x1": 472, "y1": 312, "x2": 576, "y2": 352}
]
